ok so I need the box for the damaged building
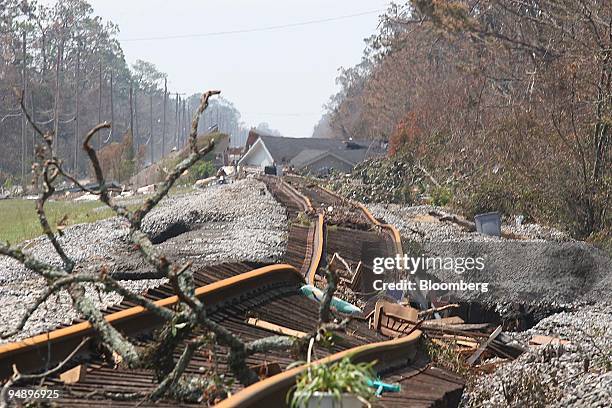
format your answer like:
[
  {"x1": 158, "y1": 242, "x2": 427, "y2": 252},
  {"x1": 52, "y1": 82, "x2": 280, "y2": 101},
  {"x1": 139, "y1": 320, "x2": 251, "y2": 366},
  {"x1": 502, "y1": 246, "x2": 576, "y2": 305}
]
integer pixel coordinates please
[{"x1": 238, "y1": 133, "x2": 385, "y2": 175}]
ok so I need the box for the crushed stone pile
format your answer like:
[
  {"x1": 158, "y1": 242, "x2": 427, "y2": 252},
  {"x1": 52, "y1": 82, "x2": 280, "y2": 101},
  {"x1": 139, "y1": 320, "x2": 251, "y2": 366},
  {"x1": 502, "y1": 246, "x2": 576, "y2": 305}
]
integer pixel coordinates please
[
  {"x1": 0, "y1": 178, "x2": 287, "y2": 343},
  {"x1": 368, "y1": 204, "x2": 571, "y2": 243},
  {"x1": 464, "y1": 304, "x2": 612, "y2": 407},
  {"x1": 368, "y1": 203, "x2": 612, "y2": 309}
]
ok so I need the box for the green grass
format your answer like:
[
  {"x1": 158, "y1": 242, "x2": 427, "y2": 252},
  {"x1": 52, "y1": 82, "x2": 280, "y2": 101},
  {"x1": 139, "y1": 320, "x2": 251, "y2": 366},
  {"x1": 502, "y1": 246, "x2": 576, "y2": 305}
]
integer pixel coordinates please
[
  {"x1": 0, "y1": 199, "x2": 115, "y2": 244},
  {"x1": 0, "y1": 186, "x2": 198, "y2": 245}
]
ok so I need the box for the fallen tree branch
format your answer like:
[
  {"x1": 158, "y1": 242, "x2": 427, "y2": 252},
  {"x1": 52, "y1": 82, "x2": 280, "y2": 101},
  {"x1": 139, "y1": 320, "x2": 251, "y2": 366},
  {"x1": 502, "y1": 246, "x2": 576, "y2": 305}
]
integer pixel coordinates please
[
  {"x1": 0, "y1": 337, "x2": 90, "y2": 408},
  {"x1": 319, "y1": 266, "x2": 338, "y2": 324}
]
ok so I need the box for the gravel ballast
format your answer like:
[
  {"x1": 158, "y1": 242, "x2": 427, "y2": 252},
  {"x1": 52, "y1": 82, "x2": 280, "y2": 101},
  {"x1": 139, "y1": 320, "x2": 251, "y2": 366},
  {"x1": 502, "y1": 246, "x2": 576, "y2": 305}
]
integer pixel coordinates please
[
  {"x1": 0, "y1": 178, "x2": 287, "y2": 343},
  {"x1": 369, "y1": 202, "x2": 611, "y2": 407},
  {"x1": 368, "y1": 204, "x2": 612, "y2": 308},
  {"x1": 464, "y1": 304, "x2": 612, "y2": 407}
]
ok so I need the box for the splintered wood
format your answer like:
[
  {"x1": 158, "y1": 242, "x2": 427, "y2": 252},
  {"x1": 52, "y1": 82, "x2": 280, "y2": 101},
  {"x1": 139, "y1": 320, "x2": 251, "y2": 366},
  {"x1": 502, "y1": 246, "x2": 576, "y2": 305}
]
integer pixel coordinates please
[{"x1": 369, "y1": 300, "x2": 526, "y2": 367}]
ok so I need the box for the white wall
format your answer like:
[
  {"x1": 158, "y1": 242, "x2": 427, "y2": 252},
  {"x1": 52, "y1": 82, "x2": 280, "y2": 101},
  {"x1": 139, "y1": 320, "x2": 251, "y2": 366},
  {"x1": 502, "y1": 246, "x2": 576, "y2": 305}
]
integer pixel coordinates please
[{"x1": 239, "y1": 143, "x2": 273, "y2": 167}]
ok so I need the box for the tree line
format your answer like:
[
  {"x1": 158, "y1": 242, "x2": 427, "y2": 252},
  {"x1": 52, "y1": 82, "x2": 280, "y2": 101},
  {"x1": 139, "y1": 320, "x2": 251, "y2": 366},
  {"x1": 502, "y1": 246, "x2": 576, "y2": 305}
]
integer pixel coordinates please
[
  {"x1": 0, "y1": 0, "x2": 249, "y2": 187},
  {"x1": 324, "y1": 0, "x2": 611, "y2": 241}
]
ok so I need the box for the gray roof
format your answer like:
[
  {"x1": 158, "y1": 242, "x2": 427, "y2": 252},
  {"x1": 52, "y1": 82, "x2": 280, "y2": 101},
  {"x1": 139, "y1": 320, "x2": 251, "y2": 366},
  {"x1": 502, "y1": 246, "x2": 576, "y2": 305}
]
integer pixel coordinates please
[
  {"x1": 289, "y1": 149, "x2": 328, "y2": 168},
  {"x1": 259, "y1": 136, "x2": 383, "y2": 166}
]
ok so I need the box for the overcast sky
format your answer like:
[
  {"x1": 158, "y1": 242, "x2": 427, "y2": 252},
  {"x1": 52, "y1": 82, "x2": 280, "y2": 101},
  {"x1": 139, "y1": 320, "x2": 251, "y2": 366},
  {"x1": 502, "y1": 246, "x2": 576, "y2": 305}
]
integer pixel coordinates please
[{"x1": 70, "y1": 0, "x2": 390, "y2": 137}]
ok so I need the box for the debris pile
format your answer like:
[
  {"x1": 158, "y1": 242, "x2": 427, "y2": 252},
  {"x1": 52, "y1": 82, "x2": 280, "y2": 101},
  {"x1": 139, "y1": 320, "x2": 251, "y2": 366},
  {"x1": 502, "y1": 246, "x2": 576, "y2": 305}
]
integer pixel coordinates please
[
  {"x1": 367, "y1": 300, "x2": 524, "y2": 362},
  {"x1": 464, "y1": 303, "x2": 612, "y2": 407},
  {"x1": 322, "y1": 204, "x2": 372, "y2": 230},
  {"x1": 325, "y1": 155, "x2": 426, "y2": 204},
  {"x1": 314, "y1": 253, "x2": 367, "y2": 310}
]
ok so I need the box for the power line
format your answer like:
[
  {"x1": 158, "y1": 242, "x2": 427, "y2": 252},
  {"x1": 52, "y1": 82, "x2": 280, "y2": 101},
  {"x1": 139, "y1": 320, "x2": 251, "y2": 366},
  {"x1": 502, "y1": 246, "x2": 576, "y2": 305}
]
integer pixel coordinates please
[
  {"x1": 242, "y1": 112, "x2": 321, "y2": 117},
  {"x1": 121, "y1": 9, "x2": 384, "y2": 42}
]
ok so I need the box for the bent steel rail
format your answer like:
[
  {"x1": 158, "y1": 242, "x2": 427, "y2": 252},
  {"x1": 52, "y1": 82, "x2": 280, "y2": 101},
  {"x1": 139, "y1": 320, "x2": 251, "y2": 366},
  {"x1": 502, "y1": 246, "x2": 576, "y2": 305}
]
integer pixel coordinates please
[
  {"x1": 274, "y1": 177, "x2": 324, "y2": 285},
  {"x1": 305, "y1": 213, "x2": 324, "y2": 285},
  {"x1": 0, "y1": 177, "x2": 325, "y2": 380},
  {"x1": 317, "y1": 184, "x2": 429, "y2": 306},
  {"x1": 0, "y1": 264, "x2": 304, "y2": 379},
  {"x1": 318, "y1": 184, "x2": 403, "y2": 255},
  {"x1": 217, "y1": 182, "x2": 424, "y2": 408},
  {"x1": 278, "y1": 177, "x2": 314, "y2": 213},
  {"x1": 216, "y1": 329, "x2": 422, "y2": 408}
]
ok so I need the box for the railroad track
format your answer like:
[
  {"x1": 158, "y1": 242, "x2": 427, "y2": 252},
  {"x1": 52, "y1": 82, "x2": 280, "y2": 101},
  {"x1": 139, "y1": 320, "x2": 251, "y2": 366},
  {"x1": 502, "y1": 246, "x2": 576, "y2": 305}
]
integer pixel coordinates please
[
  {"x1": 280, "y1": 176, "x2": 408, "y2": 303},
  {"x1": 230, "y1": 176, "x2": 462, "y2": 408},
  {"x1": 0, "y1": 177, "x2": 462, "y2": 407}
]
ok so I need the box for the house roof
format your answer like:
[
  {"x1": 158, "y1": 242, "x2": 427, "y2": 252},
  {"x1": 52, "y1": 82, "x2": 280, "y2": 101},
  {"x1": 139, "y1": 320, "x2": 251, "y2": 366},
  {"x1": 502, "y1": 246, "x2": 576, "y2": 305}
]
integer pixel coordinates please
[
  {"x1": 245, "y1": 130, "x2": 260, "y2": 150},
  {"x1": 290, "y1": 149, "x2": 355, "y2": 169},
  {"x1": 289, "y1": 149, "x2": 328, "y2": 168},
  {"x1": 258, "y1": 136, "x2": 383, "y2": 166}
]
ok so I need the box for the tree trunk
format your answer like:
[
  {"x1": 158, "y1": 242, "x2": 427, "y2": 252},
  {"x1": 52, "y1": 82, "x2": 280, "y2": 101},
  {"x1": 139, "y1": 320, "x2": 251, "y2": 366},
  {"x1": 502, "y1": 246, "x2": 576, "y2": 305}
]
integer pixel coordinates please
[
  {"x1": 110, "y1": 71, "x2": 114, "y2": 143},
  {"x1": 98, "y1": 60, "x2": 103, "y2": 149},
  {"x1": 53, "y1": 37, "x2": 64, "y2": 152},
  {"x1": 21, "y1": 30, "x2": 27, "y2": 187},
  {"x1": 150, "y1": 93, "x2": 154, "y2": 164},
  {"x1": 74, "y1": 46, "x2": 81, "y2": 174},
  {"x1": 129, "y1": 84, "x2": 134, "y2": 138}
]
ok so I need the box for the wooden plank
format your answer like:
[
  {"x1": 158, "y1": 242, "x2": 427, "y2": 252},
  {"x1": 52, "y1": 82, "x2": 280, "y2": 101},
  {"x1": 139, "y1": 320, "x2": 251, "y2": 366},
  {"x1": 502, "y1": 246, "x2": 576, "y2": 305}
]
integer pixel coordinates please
[
  {"x1": 418, "y1": 303, "x2": 460, "y2": 317},
  {"x1": 380, "y1": 301, "x2": 419, "y2": 322},
  {"x1": 246, "y1": 318, "x2": 307, "y2": 338},
  {"x1": 529, "y1": 335, "x2": 570, "y2": 346},
  {"x1": 422, "y1": 316, "x2": 465, "y2": 328},
  {"x1": 467, "y1": 325, "x2": 503, "y2": 366},
  {"x1": 60, "y1": 365, "x2": 86, "y2": 384},
  {"x1": 424, "y1": 323, "x2": 490, "y2": 331}
]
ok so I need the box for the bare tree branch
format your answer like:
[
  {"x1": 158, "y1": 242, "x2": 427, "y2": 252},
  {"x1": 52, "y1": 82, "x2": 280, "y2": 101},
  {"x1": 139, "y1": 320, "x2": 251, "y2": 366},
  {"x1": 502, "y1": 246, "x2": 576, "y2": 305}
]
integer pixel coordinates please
[
  {"x1": 0, "y1": 337, "x2": 90, "y2": 408},
  {"x1": 319, "y1": 266, "x2": 338, "y2": 324}
]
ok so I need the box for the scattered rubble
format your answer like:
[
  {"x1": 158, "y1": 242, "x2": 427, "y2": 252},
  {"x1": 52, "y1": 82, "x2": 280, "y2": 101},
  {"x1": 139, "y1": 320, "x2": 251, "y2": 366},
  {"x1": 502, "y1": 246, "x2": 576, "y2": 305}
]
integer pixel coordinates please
[
  {"x1": 324, "y1": 156, "x2": 426, "y2": 204},
  {"x1": 464, "y1": 303, "x2": 612, "y2": 407}
]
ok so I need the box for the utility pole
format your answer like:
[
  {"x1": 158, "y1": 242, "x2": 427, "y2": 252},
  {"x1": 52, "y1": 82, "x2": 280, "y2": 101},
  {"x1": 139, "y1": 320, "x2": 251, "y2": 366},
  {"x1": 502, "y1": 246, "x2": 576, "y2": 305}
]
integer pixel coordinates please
[
  {"x1": 53, "y1": 37, "x2": 64, "y2": 152},
  {"x1": 187, "y1": 103, "x2": 192, "y2": 138},
  {"x1": 150, "y1": 93, "x2": 154, "y2": 164},
  {"x1": 110, "y1": 70, "x2": 114, "y2": 142},
  {"x1": 21, "y1": 30, "x2": 27, "y2": 187},
  {"x1": 98, "y1": 60, "x2": 102, "y2": 149},
  {"x1": 181, "y1": 99, "x2": 186, "y2": 147},
  {"x1": 74, "y1": 45, "x2": 80, "y2": 174},
  {"x1": 174, "y1": 93, "x2": 179, "y2": 149},
  {"x1": 162, "y1": 77, "x2": 167, "y2": 156}
]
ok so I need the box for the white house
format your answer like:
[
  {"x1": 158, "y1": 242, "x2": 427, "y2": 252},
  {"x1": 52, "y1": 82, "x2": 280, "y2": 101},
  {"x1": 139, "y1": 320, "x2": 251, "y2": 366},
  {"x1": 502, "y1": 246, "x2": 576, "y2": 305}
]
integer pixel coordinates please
[{"x1": 238, "y1": 135, "x2": 384, "y2": 175}]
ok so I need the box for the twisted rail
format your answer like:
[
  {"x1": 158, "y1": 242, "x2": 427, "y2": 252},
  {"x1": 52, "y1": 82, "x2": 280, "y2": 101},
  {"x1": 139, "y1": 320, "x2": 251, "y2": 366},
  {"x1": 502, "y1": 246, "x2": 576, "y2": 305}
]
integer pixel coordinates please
[
  {"x1": 0, "y1": 178, "x2": 325, "y2": 380},
  {"x1": 217, "y1": 330, "x2": 422, "y2": 407},
  {"x1": 0, "y1": 264, "x2": 305, "y2": 379}
]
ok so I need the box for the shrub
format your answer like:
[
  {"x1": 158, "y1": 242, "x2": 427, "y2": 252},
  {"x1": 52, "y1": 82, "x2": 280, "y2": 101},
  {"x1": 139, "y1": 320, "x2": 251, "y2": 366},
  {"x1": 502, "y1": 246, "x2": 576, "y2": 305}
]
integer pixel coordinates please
[
  {"x1": 288, "y1": 357, "x2": 376, "y2": 408},
  {"x1": 189, "y1": 160, "x2": 215, "y2": 182},
  {"x1": 430, "y1": 186, "x2": 453, "y2": 207}
]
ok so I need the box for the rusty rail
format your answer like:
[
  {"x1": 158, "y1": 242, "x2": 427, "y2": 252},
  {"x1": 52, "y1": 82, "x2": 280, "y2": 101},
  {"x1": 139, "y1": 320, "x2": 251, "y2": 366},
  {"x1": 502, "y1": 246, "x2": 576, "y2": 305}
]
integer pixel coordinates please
[
  {"x1": 217, "y1": 330, "x2": 422, "y2": 408},
  {"x1": 0, "y1": 177, "x2": 324, "y2": 379},
  {"x1": 0, "y1": 264, "x2": 304, "y2": 379}
]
